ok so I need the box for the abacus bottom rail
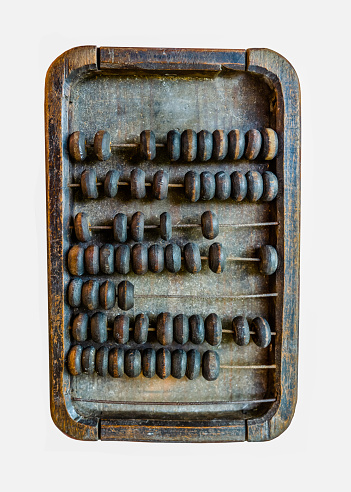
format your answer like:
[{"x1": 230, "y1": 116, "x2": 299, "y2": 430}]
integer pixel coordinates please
[{"x1": 71, "y1": 397, "x2": 277, "y2": 406}]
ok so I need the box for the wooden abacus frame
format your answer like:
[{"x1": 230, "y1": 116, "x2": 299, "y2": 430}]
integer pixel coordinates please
[{"x1": 45, "y1": 46, "x2": 300, "y2": 442}]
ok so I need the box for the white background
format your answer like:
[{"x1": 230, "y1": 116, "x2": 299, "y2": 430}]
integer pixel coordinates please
[{"x1": 1, "y1": 1, "x2": 350, "y2": 490}]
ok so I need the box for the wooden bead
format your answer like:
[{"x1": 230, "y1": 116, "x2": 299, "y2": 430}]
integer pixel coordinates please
[
  {"x1": 134, "y1": 313, "x2": 149, "y2": 344},
  {"x1": 184, "y1": 170, "x2": 200, "y2": 202},
  {"x1": 165, "y1": 243, "x2": 182, "y2": 273},
  {"x1": 104, "y1": 170, "x2": 119, "y2": 198},
  {"x1": 142, "y1": 348, "x2": 156, "y2": 378},
  {"x1": 68, "y1": 245, "x2": 84, "y2": 276},
  {"x1": 215, "y1": 171, "x2": 231, "y2": 200},
  {"x1": 160, "y1": 212, "x2": 172, "y2": 240},
  {"x1": 96, "y1": 346, "x2": 109, "y2": 376},
  {"x1": 186, "y1": 349, "x2": 201, "y2": 380},
  {"x1": 68, "y1": 278, "x2": 83, "y2": 307},
  {"x1": 140, "y1": 130, "x2": 156, "y2": 160},
  {"x1": 208, "y1": 242, "x2": 226, "y2": 273},
  {"x1": 202, "y1": 350, "x2": 220, "y2": 381},
  {"x1": 201, "y1": 211, "x2": 219, "y2": 240},
  {"x1": 115, "y1": 245, "x2": 130, "y2": 274},
  {"x1": 153, "y1": 170, "x2": 169, "y2": 200},
  {"x1": 251, "y1": 317, "x2": 271, "y2": 348},
  {"x1": 130, "y1": 168, "x2": 146, "y2": 199},
  {"x1": 200, "y1": 171, "x2": 215, "y2": 200},
  {"x1": 113, "y1": 314, "x2": 130, "y2": 344},
  {"x1": 130, "y1": 211, "x2": 144, "y2": 242},
  {"x1": 100, "y1": 244, "x2": 114, "y2": 274},
  {"x1": 67, "y1": 345, "x2": 82, "y2": 375},
  {"x1": 124, "y1": 349, "x2": 142, "y2": 378},
  {"x1": 189, "y1": 314, "x2": 205, "y2": 344},
  {"x1": 205, "y1": 313, "x2": 222, "y2": 346},
  {"x1": 262, "y1": 171, "x2": 278, "y2": 201},
  {"x1": 113, "y1": 213, "x2": 127, "y2": 243},
  {"x1": 246, "y1": 171, "x2": 263, "y2": 201},
  {"x1": 156, "y1": 348, "x2": 171, "y2": 379},
  {"x1": 82, "y1": 280, "x2": 99, "y2": 310},
  {"x1": 68, "y1": 131, "x2": 87, "y2": 162},
  {"x1": 148, "y1": 244, "x2": 164, "y2": 273},
  {"x1": 172, "y1": 349, "x2": 187, "y2": 379},
  {"x1": 261, "y1": 128, "x2": 278, "y2": 160},
  {"x1": 74, "y1": 212, "x2": 91, "y2": 243},
  {"x1": 245, "y1": 129, "x2": 262, "y2": 160},
  {"x1": 197, "y1": 130, "x2": 213, "y2": 161},
  {"x1": 108, "y1": 348, "x2": 124, "y2": 378},
  {"x1": 231, "y1": 171, "x2": 247, "y2": 202},
  {"x1": 232, "y1": 316, "x2": 250, "y2": 346},
  {"x1": 184, "y1": 242, "x2": 201, "y2": 273},
  {"x1": 132, "y1": 243, "x2": 148, "y2": 275},
  {"x1": 91, "y1": 312, "x2": 108, "y2": 343},
  {"x1": 157, "y1": 312, "x2": 173, "y2": 345},
  {"x1": 72, "y1": 313, "x2": 88, "y2": 342},
  {"x1": 94, "y1": 130, "x2": 111, "y2": 161},
  {"x1": 228, "y1": 129, "x2": 245, "y2": 160},
  {"x1": 167, "y1": 130, "x2": 181, "y2": 161},
  {"x1": 81, "y1": 169, "x2": 98, "y2": 199},
  {"x1": 212, "y1": 130, "x2": 228, "y2": 160},
  {"x1": 258, "y1": 245, "x2": 278, "y2": 275},
  {"x1": 173, "y1": 314, "x2": 189, "y2": 345},
  {"x1": 99, "y1": 280, "x2": 116, "y2": 310},
  {"x1": 118, "y1": 280, "x2": 134, "y2": 311},
  {"x1": 181, "y1": 129, "x2": 197, "y2": 162},
  {"x1": 82, "y1": 346, "x2": 96, "y2": 374},
  {"x1": 84, "y1": 244, "x2": 99, "y2": 275}
]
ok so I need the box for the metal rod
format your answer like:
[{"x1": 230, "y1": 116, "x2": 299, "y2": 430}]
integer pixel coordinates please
[
  {"x1": 134, "y1": 293, "x2": 278, "y2": 299},
  {"x1": 221, "y1": 365, "x2": 276, "y2": 369},
  {"x1": 85, "y1": 143, "x2": 166, "y2": 149},
  {"x1": 71, "y1": 397, "x2": 276, "y2": 406},
  {"x1": 69, "y1": 326, "x2": 276, "y2": 336},
  {"x1": 68, "y1": 181, "x2": 183, "y2": 188}
]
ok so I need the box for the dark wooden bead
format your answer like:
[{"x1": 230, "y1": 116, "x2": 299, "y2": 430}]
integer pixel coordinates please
[
  {"x1": 228, "y1": 129, "x2": 245, "y2": 160},
  {"x1": 124, "y1": 349, "x2": 142, "y2": 378},
  {"x1": 82, "y1": 346, "x2": 96, "y2": 374},
  {"x1": 94, "y1": 130, "x2": 111, "y2": 161},
  {"x1": 115, "y1": 245, "x2": 130, "y2": 274},
  {"x1": 156, "y1": 348, "x2": 171, "y2": 379},
  {"x1": 68, "y1": 278, "x2": 83, "y2": 307},
  {"x1": 167, "y1": 130, "x2": 181, "y2": 161},
  {"x1": 201, "y1": 211, "x2": 219, "y2": 240},
  {"x1": 100, "y1": 244, "x2": 114, "y2": 274},
  {"x1": 202, "y1": 350, "x2": 220, "y2": 381},
  {"x1": 251, "y1": 317, "x2": 271, "y2": 348},
  {"x1": 99, "y1": 280, "x2": 116, "y2": 309},
  {"x1": 134, "y1": 313, "x2": 149, "y2": 344},
  {"x1": 91, "y1": 312, "x2": 108, "y2": 343},
  {"x1": 148, "y1": 244, "x2": 164, "y2": 273},
  {"x1": 212, "y1": 130, "x2": 228, "y2": 160},
  {"x1": 74, "y1": 212, "x2": 91, "y2": 242},
  {"x1": 153, "y1": 170, "x2": 169, "y2": 200},
  {"x1": 113, "y1": 213, "x2": 127, "y2": 243},
  {"x1": 184, "y1": 170, "x2": 200, "y2": 202},
  {"x1": 82, "y1": 280, "x2": 99, "y2": 310},
  {"x1": 81, "y1": 169, "x2": 98, "y2": 199},
  {"x1": 261, "y1": 128, "x2": 278, "y2": 160},
  {"x1": 215, "y1": 171, "x2": 231, "y2": 200},
  {"x1": 84, "y1": 244, "x2": 99, "y2": 275},
  {"x1": 160, "y1": 212, "x2": 172, "y2": 240},
  {"x1": 157, "y1": 312, "x2": 173, "y2": 345},
  {"x1": 113, "y1": 314, "x2": 130, "y2": 344},
  {"x1": 108, "y1": 347, "x2": 124, "y2": 378},
  {"x1": 246, "y1": 171, "x2": 263, "y2": 201},
  {"x1": 189, "y1": 314, "x2": 205, "y2": 344},
  {"x1": 186, "y1": 349, "x2": 201, "y2": 380},
  {"x1": 104, "y1": 169, "x2": 119, "y2": 198},
  {"x1": 68, "y1": 245, "x2": 84, "y2": 276},
  {"x1": 130, "y1": 211, "x2": 144, "y2": 242},
  {"x1": 130, "y1": 168, "x2": 146, "y2": 199},
  {"x1": 258, "y1": 245, "x2": 278, "y2": 275},
  {"x1": 165, "y1": 243, "x2": 182, "y2": 273},
  {"x1": 262, "y1": 171, "x2": 278, "y2": 201},
  {"x1": 140, "y1": 130, "x2": 156, "y2": 160},
  {"x1": 232, "y1": 316, "x2": 250, "y2": 346},
  {"x1": 117, "y1": 280, "x2": 134, "y2": 311},
  {"x1": 200, "y1": 171, "x2": 215, "y2": 200},
  {"x1": 184, "y1": 242, "x2": 201, "y2": 273},
  {"x1": 245, "y1": 129, "x2": 262, "y2": 160},
  {"x1": 208, "y1": 242, "x2": 226, "y2": 273},
  {"x1": 67, "y1": 345, "x2": 82, "y2": 375},
  {"x1": 171, "y1": 349, "x2": 187, "y2": 379},
  {"x1": 197, "y1": 130, "x2": 213, "y2": 161},
  {"x1": 205, "y1": 313, "x2": 222, "y2": 346},
  {"x1": 68, "y1": 131, "x2": 87, "y2": 162},
  {"x1": 173, "y1": 314, "x2": 189, "y2": 344},
  {"x1": 132, "y1": 243, "x2": 148, "y2": 275},
  {"x1": 142, "y1": 348, "x2": 156, "y2": 378},
  {"x1": 181, "y1": 129, "x2": 197, "y2": 162},
  {"x1": 96, "y1": 346, "x2": 109, "y2": 376},
  {"x1": 231, "y1": 171, "x2": 247, "y2": 202},
  {"x1": 72, "y1": 313, "x2": 88, "y2": 342}
]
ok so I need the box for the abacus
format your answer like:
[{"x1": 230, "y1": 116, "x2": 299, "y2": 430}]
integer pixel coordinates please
[{"x1": 45, "y1": 46, "x2": 300, "y2": 442}]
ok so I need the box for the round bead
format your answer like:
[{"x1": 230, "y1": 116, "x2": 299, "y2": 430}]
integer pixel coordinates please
[
  {"x1": 130, "y1": 211, "x2": 144, "y2": 242},
  {"x1": 228, "y1": 129, "x2": 245, "y2": 160},
  {"x1": 215, "y1": 171, "x2": 231, "y2": 200},
  {"x1": 246, "y1": 171, "x2": 263, "y2": 202},
  {"x1": 181, "y1": 129, "x2": 197, "y2": 162},
  {"x1": 82, "y1": 280, "x2": 99, "y2": 310},
  {"x1": 142, "y1": 348, "x2": 156, "y2": 378},
  {"x1": 200, "y1": 171, "x2": 215, "y2": 200},
  {"x1": 232, "y1": 316, "x2": 250, "y2": 346},
  {"x1": 160, "y1": 212, "x2": 172, "y2": 240},
  {"x1": 100, "y1": 244, "x2": 114, "y2": 274},
  {"x1": 245, "y1": 129, "x2": 262, "y2": 160},
  {"x1": 171, "y1": 349, "x2": 187, "y2": 379},
  {"x1": 68, "y1": 278, "x2": 83, "y2": 307},
  {"x1": 140, "y1": 130, "x2": 156, "y2": 160},
  {"x1": 72, "y1": 313, "x2": 88, "y2": 341},
  {"x1": 208, "y1": 242, "x2": 226, "y2": 273},
  {"x1": 205, "y1": 313, "x2": 222, "y2": 346},
  {"x1": 124, "y1": 349, "x2": 142, "y2": 378},
  {"x1": 81, "y1": 169, "x2": 98, "y2": 199},
  {"x1": 113, "y1": 314, "x2": 130, "y2": 344},
  {"x1": 130, "y1": 168, "x2": 146, "y2": 199},
  {"x1": 96, "y1": 346, "x2": 109, "y2": 376},
  {"x1": 99, "y1": 280, "x2": 116, "y2": 310},
  {"x1": 251, "y1": 317, "x2": 271, "y2": 348},
  {"x1": 262, "y1": 171, "x2": 278, "y2": 202},
  {"x1": 108, "y1": 348, "x2": 124, "y2": 378},
  {"x1": 68, "y1": 245, "x2": 84, "y2": 276},
  {"x1": 184, "y1": 242, "x2": 201, "y2": 274},
  {"x1": 184, "y1": 170, "x2": 200, "y2": 202},
  {"x1": 84, "y1": 244, "x2": 99, "y2": 275},
  {"x1": 134, "y1": 313, "x2": 149, "y2": 344},
  {"x1": 167, "y1": 130, "x2": 181, "y2": 161},
  {"x1": 202, "y1": 350, "x2": 220, "y2": 381},
  {"x1": 231, "y1": 171, "x2": 247, "y2": 202},
  {"x1": 186, "y1": 349, "x2": 201, "y2": 380},
  {"x1": 261, "y1": 128, "x2": 278, "y2": 160},
  {"x1": 118, "y1": 280, "x2": 134, "y2": 311},
  {"x1": 189, "y1": 314, "x2": 205, "y2": 344},
  {"x1": 91, "y1": 312, "x2": 108, "y2": 343},
  {"x1": 173, "y1": 314, "x2": 189, "y2": 345},
  {"x1": 132, "y1": 243, "x2": 148, "y2": 275},
  {"x1": 104, "y1": 170, "x2": 119, "y2": 198},
  {"x1": 258, "y1": 245, "x2": 278, "y2": 275},
  {"x1": 165, "y1": 243, "x2": 182, "y2": 273},
  {"x1": 94, "y1": 130, "x2": 111, "y2": 161},
  {"x1": 153, "y1": 170, "x2": 169, "y2": 200},
  {"x1": 201, "y1": 211, "x2": 219, "y2": 240},
  {"x1": 197, "y1": 130, "x2": 213, "y2": 161},
  {"x1": 115, "y1": 245, "x2": 130, "y2": 274},
  {"x1": 82, "y1": 346, "x2": 96, "y2": 374},
  {"x1": 156, "y1": 348, "x2": 171, "y2": 379},
  {"x1": 67, "y1": 345, "x2": 82, "y2": 375},
  {"x1": 74, "y1": 212, "x2": 91, "y2": 242},
  {"x1": 148, "y1": 244, "x2": 164, "y2": 273},
  {"x1": 212, "y1": 130, "x2": 228, "y2": 160},
  {"x1": 156, "y1": 312, "x2": 173, "y2": 345},
  {"x1": 113, "y1": 213, "x2": 128, "y2": 243},
  {"x1": 68, "y1": 131, "x2": 87, "y2": 162}
]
